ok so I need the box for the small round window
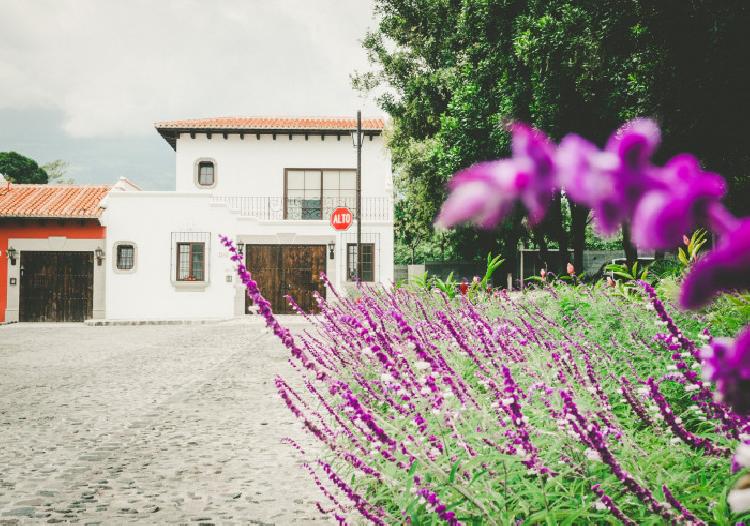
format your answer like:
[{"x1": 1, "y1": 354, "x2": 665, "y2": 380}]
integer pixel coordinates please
[{"x1": 197, "y1": 161, "x2": 215, "y2": 186}]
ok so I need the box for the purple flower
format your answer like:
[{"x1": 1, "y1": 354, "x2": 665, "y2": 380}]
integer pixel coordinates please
[
  {"x1": 590, "y1": 484, "x2": 637, "y2": 526},
  {"x1": 606, "y1": 118, "x2": 660, "y2": 169},
  {"x1": 557, "y1": 119, "x2": 660, "y2": 235},
  {"x1": 680, "y1": 218, "x2": 750, "y2": 309},
  {"x1": 701, "y1": 326, "x2": 750, "y2": 414},
  {"x1": 510, "y1": 123, "x2": 557, "y2": 222},
  {"x1": 436, "y1": 124, "x2": 556, "y2": 228},
  {"x1": 434, "y1": 160, "x2": 518, "y2": 229},
  {"x1": 414, "y1": 485, "x2": 462, "y2": 526},
  {"x1": 631, "y1": 154, "x2": 726, "y2": 249}
]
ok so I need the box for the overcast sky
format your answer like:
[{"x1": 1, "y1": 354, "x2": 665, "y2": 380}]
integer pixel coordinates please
[{"x1": 0, "y1": 0, "x2": 380, "y2": 189}]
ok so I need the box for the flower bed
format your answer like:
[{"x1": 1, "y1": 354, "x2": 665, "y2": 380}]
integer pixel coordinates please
[
  {"x1": 221, "y1": 231, "x2": 750, "y2": 524},
  {"x1": 220, "y1": 116, "x2": 750, "y2": 524}
]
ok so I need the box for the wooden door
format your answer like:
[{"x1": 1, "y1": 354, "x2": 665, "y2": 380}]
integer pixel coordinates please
[
  {"x1": 245, "y1": 245, "x2": 282, "y2": 313},
  {"x1": 244, "y1": 245, "x2": 326, "y2": 314},
  {"x1": 283, "y1": 245, "x2": 326, "y2": 313},
  {"x1": 19, "y1": 251, "x2": 94, "y2": 322}
]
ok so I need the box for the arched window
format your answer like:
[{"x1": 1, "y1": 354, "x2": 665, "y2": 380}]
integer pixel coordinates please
[{"x1": 197, "y1": 160, "x2": 215, "y2": 186}]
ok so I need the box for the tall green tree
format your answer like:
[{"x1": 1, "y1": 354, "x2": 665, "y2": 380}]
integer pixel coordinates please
[
  {"x1": 356, "y1": 0, "x2": 750, "y2": 272},
  {"x1": 0, "y1": 152, "x2": 49, "y2": 184}
]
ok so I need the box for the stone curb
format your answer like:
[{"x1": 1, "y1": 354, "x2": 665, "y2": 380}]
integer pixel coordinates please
[{"x1": 84, "y1": 318, "x2": 231, "y2": 326}]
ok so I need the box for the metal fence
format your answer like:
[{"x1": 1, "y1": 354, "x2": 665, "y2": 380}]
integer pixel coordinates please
[{"x1": 210, "y1": 196, "x2": 392, "y2": 221}]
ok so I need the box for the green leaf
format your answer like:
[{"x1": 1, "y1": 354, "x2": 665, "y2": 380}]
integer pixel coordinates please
[{"x1": 448, "y1": 460, "x2": 461, "y2": 483}]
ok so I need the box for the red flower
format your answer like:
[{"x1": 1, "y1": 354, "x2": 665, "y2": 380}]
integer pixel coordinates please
[{"x1": 459, "y1": 281, "x2": 469, "y2": 295}]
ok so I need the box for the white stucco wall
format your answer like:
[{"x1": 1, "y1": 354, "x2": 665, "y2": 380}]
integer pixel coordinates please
[
  {"x1": 102, "y1": 192, "x2": 393, "y2": 320},
  {"x1": 174, "y1": 133, "x2": 392, "y2": 198},
  {"x1": 100, "y1": 126, "x2": 394, "y2": 321}
]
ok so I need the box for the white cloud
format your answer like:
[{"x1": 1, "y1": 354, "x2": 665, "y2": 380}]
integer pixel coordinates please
[{"x1": 0, "y1": 0, "x2": 379, "y2": 138}]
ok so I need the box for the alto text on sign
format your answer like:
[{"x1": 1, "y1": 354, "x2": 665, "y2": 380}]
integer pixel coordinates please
[{"x1": 330, "y1": 207, "x2": 353, "y2": 231}]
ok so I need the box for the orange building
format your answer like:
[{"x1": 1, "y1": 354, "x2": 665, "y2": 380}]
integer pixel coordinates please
[{"x1": 0, "y1": 181, "x2": 120, "y2": 322}]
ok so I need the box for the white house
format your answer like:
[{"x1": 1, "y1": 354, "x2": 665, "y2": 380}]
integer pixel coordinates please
[{"x1": 101, "y1": 116, "x2": 394, "y2": 320}]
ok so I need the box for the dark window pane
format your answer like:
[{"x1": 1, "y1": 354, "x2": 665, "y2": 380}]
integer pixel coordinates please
[
  {"x1": 177, "y1": 244, "x2": 190, "y2": 279},
  {"x1": 301, "y1": 199, "x2": 322, "y2": 219},
  {"x1": 191, "y1": 243, "x2": 205, "y2": 280},
  {"x1": 198, "y1": 161, "x2": 214, "y2": 186},
  {"x1": 176, "y1": 242, "x2": 205, "y2": 281},
  {"x1": 347, "y1": 243, "x2": 374, "y2": 281},
  {"x1": 116, "y1": 244, "x2": 134, "y2": 270}
]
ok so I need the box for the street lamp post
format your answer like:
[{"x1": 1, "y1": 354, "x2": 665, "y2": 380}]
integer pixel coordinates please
[{"x1": 352, "y1": 111, "x2": 363, "y2": 280}]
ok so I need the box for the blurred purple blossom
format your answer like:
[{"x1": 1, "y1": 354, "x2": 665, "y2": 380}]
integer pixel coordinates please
[
  {"x1": 701, "y1": 326, "x2": 750, "y2": 414},
  {"x1": 681, "y1": 218, "x2": 750, "y2": 310},
  {"x1": 632, "y1": 154, "x2": 726, "y2": 249},
  {"x1": 435, "y1": 124, "x2": 556, "y2": 228}
]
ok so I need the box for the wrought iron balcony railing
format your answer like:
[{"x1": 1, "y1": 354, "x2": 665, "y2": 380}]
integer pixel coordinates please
[{"x1": 209, "y1": 196, "x2": 393, "y2": 222}]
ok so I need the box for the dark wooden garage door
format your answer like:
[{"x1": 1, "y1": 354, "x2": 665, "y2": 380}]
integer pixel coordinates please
[
  {"x1": 245, "y1": 245, "x2": 326, "y2": 314},
  {"x1": 19, "y1": 251, "x2": 94, "y2": 322}
]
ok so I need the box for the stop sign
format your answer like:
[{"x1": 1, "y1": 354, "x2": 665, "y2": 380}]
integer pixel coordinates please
[{"x1": 330, "y1": 207, "x2": 353, "y2": 231}]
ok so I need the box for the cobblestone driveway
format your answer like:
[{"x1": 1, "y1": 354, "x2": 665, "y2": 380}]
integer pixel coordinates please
[{"x1": 0, "y1": 320, "x2": 327, "y2": 525}]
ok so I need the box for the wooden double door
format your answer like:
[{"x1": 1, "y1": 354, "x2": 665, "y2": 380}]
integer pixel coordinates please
[
  {"x1": 245, "y1": 245, "x2": 326, "y2": 314},
  {"x1": 19, "y1": 251, "x2": 94, "y2": 322}
]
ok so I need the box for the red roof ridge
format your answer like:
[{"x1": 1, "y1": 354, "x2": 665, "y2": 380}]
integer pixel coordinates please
[
  {"x1": 9, "y1": 183, "x2": 112, "y2": 188},
  {"x1": 154, "y1": 115, "x2": 387, "y2": 129}
]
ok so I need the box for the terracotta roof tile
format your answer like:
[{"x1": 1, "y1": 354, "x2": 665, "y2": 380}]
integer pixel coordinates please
[
  {"x1": 0, "y1": 184, "x2": 111, "y2": 218},
  {"x1": 154, "y1": 116, "x2": 386, "y2": 131}
]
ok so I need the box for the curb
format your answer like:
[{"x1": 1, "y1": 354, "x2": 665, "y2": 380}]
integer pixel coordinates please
[{"x1": 84, "y1": 318, "x2": 231, "y2": 327}]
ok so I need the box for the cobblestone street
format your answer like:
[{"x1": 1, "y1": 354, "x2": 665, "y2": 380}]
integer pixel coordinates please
[{"x1": 0, "y1": 320, "x2": 328, "y2": 525}]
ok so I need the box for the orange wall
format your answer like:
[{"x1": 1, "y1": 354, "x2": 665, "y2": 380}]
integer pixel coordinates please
[{"x1": 0, "y1": 221, "x2": 105, "y2": 322}]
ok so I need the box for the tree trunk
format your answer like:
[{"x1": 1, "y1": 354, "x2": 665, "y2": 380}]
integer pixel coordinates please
[
  {"x1": 622, "y1": 222, "x2": 638, "y2": 267},
  {"x1": 571, "y1": 203, "x2": 588, "y2": 277}
]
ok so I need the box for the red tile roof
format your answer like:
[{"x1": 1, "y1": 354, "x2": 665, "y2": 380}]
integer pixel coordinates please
[
  {"x1": 154, "y1": 116, "x2": 387, "y2": 150},
  {"x1": 155, "y1": 116, "x2": 386, "y2": 131},
  {"x1": 0, "y1": 184, "x2": 111, "y2": 218}
]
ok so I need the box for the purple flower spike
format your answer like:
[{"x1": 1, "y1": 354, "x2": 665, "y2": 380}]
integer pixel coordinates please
[
  {"x1": 556, "y1": 119, "x2": 661, "y2": 236},
  {"x1": 582, "y1": 118, "x2": 661, "y2": 235},
  {"x1": 510, "y1": 123, "x2": 557, "y2": 222},
  {"x1": 701, "y1": 326, "x2": 750, "y2": 414},
  {"x1": 434, "y1": 160, "x2": 517, "y2": 229},
  {"x1": 632, "y1": 154, "x2": 726, "y2": 249},
  {"x1": 680, "y1": 218, "x2": 750, "y2": 309},
  {"x1": 436, "y1": 123, "x2": 556, "y2": 229},
  {"x1": 606, "y1": 118, "x2": 661, "y2": 172},
  {"x1": 556, "y1": 134, "x2": 614, "y2": 215}
]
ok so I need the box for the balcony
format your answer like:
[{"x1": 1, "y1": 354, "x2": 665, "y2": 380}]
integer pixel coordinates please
[{"x1": 209, "y1": 196, "x2": 393, "y2": 222}]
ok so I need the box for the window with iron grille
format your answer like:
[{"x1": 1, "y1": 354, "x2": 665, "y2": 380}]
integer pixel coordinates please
[
  {"x1": 176, "y1": 242, "x2": 205, "y2": 281},
  {"x1": 116, "y1": 244, "x2": 134, "y2": 270},
  {"x1": 346, "y1": 243, "x2": 374, "y2": 282},
  {"x1": 197, "y1": 160, "x2": 215, "y2": 186}
]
